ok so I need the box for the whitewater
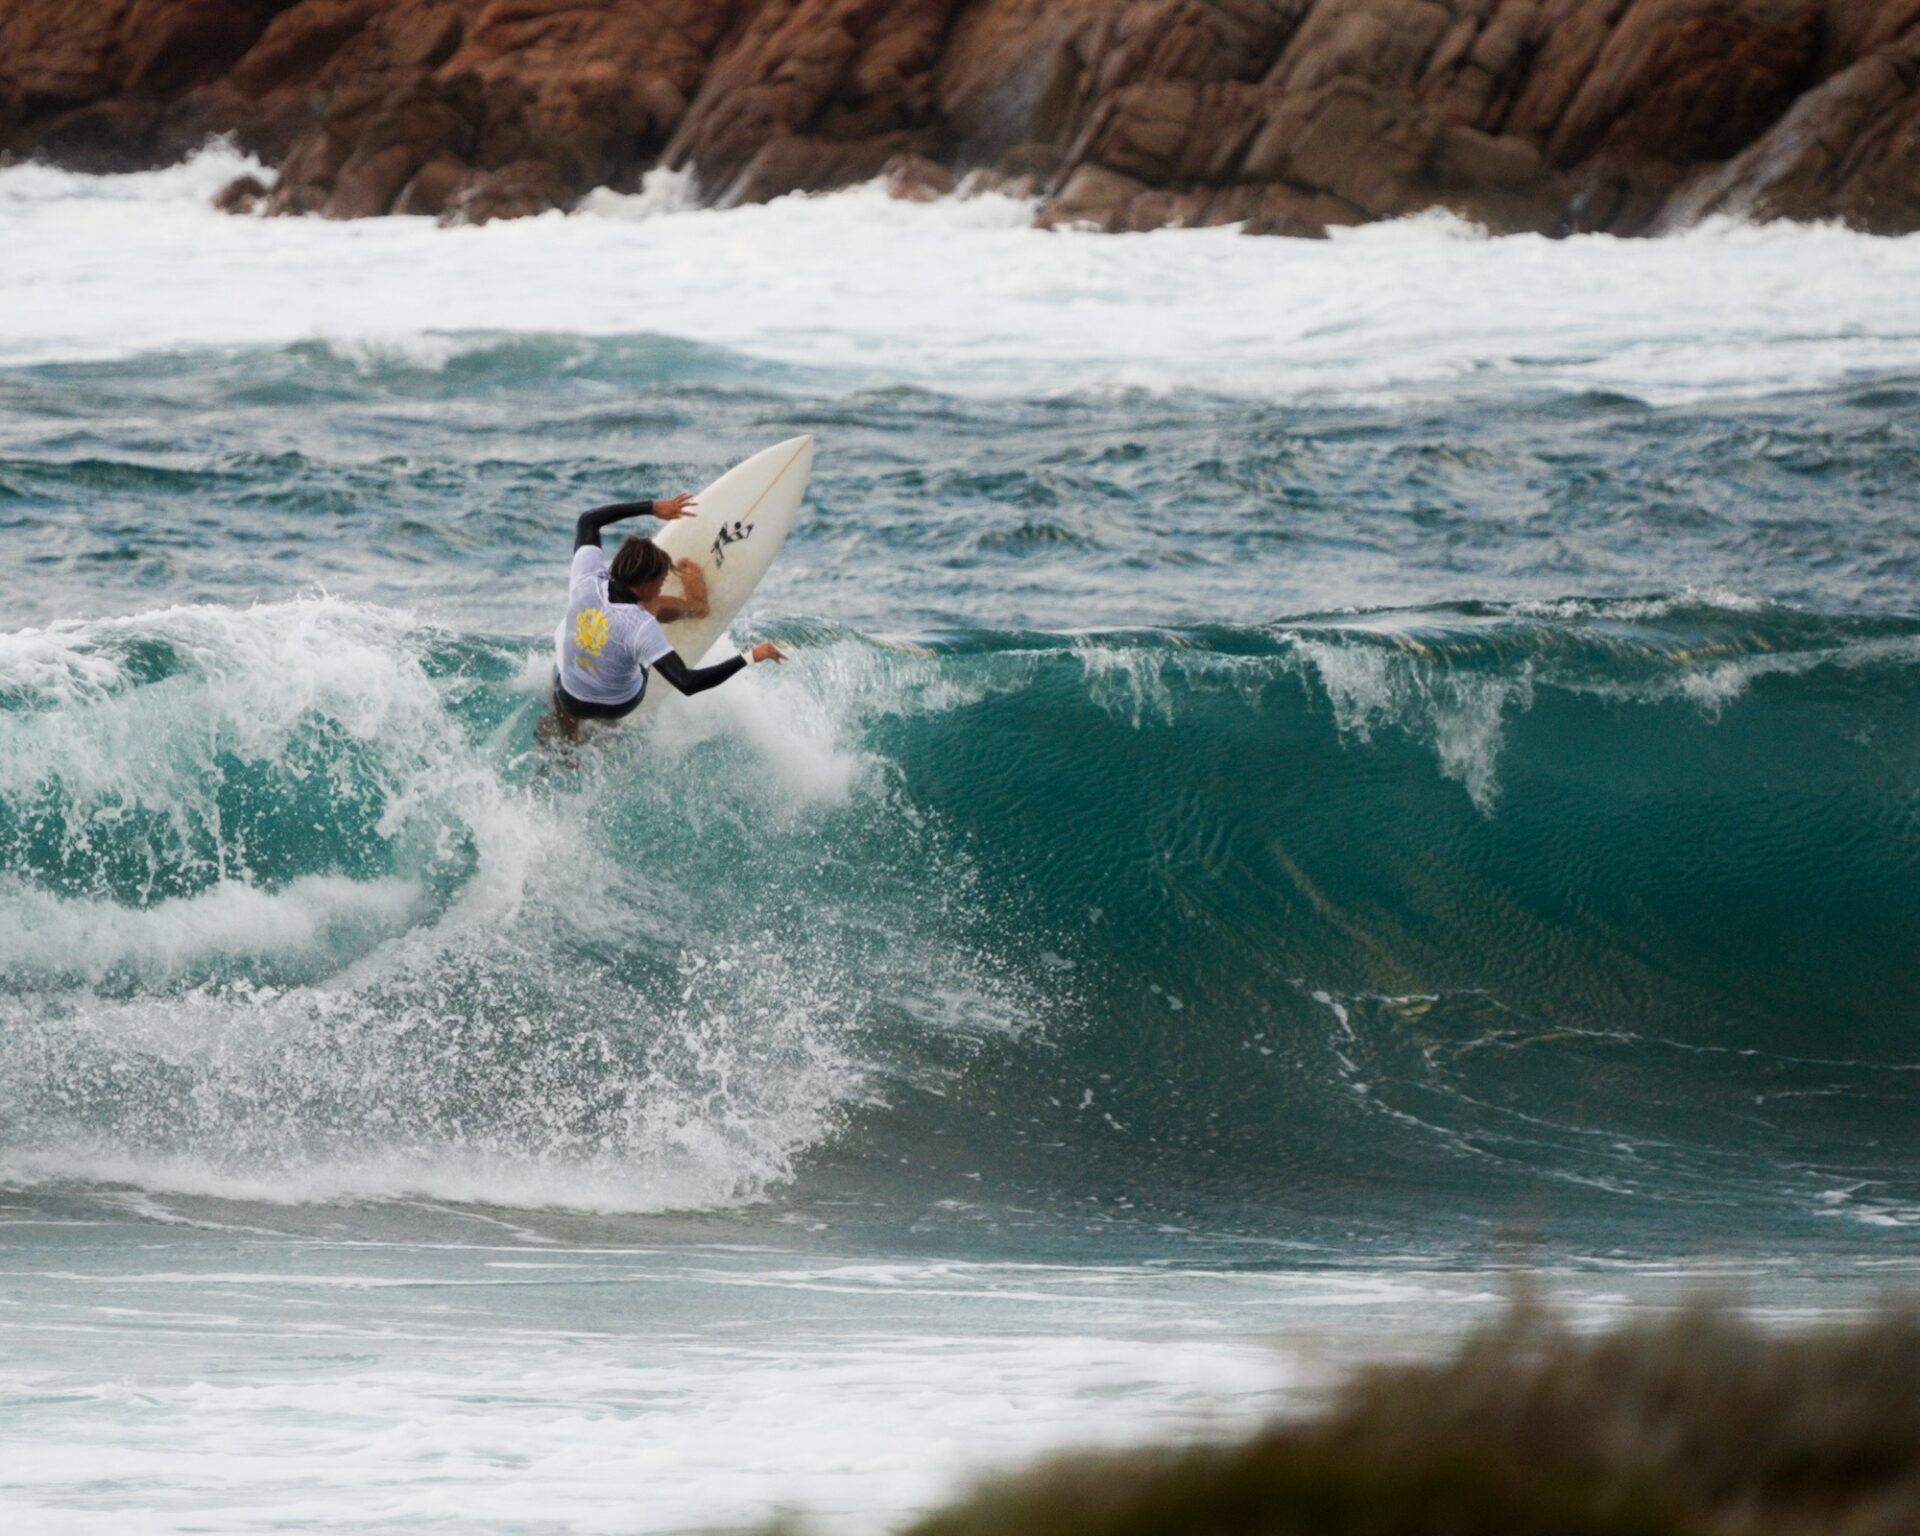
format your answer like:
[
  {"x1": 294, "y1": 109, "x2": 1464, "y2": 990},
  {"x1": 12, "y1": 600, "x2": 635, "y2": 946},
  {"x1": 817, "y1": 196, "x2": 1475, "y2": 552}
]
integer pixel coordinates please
[
  {"x1": 10, "y1": 147, "x2": 1920, "y2": 401},
  {"x1": 1, "y1": 148, "x2": 1917, "y2": 1533}
]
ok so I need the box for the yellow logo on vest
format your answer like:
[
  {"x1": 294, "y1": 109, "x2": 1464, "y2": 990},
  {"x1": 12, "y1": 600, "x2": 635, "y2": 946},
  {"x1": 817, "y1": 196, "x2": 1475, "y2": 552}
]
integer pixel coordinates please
[{"x1": 573, "y1": 608, "x2": 610, "y2": 668}]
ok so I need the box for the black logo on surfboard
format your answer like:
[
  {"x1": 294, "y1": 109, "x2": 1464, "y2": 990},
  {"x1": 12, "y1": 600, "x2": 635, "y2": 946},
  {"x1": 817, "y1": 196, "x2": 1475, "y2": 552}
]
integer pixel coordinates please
[{"x1": 710, "y1": 519, "x2": 753, "y2": 567}]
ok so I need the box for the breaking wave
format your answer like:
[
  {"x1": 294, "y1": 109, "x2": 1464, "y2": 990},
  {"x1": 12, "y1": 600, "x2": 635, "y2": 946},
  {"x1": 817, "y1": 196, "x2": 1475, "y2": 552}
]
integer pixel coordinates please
[{"x1": 1, "y1": 594, "x2": 1915, "y2": 1230}]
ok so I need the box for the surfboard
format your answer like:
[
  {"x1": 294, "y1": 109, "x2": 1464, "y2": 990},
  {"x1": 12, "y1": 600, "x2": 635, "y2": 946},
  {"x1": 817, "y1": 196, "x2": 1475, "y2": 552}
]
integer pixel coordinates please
[{"x1": 635, "y1": 434, "x2": 813, "y2": 711}]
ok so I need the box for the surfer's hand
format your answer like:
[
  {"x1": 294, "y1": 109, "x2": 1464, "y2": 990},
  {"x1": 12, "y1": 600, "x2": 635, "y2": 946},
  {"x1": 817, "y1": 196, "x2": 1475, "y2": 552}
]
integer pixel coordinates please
[
  {"x1": 674, "y1": 557, "x2": 704, "y2": 585},
  {"x1": 750, "y1": 642, "x2": 788, "y2": 665},
  {"x1": 654, "y1": 492, "x2": 697, "y2": 520}
]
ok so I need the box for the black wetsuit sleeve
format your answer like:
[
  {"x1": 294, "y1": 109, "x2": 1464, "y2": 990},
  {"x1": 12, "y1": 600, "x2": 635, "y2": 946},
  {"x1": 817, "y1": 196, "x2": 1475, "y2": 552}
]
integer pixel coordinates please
[
  {"x1": 574, "y1": 500, "x2": 655, "y2": 550},
  {"x1": 653, "y1": 650, "x2": 747, "y2": 696}
]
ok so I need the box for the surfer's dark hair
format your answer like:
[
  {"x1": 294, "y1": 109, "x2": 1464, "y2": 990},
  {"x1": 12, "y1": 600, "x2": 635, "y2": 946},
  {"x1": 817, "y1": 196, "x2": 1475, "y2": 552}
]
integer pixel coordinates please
[{"x1": 610, "y1": 536, "x2": 672, "y2": 594}]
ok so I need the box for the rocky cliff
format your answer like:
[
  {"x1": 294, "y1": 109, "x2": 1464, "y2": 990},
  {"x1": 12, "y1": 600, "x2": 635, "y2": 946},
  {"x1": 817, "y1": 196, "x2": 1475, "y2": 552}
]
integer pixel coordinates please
[{"x1": 5, "y1": 0, "x2": 1919, "y2": 235}]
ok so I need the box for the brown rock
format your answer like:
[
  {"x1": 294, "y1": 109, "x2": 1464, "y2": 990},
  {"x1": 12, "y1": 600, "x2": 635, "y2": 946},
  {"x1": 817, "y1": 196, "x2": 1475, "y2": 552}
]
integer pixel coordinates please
[
  {"x1": 1000, "y1": 139, "x2": 1067, "y2": 178},
  {"x1": 1662, "y1": 50, "x2": 1920, "y2": 234},
  {"x1": 1426, "y1": 124, "x2": 1560, "y2": 232},
  {"x1": 1036, "y1": 163, "x2": 1147, "y2": 231},
  {"x1": 935, "y1": 1, "x2": 1094, "y2": 161},
  {"x1": 883, "y1": 151, "x2": 957, "y2": 201},
  {"x1": 213, "y1": 171, "x2": 268, "y2": 212},
  {"x1": 15, "y1": 99, "x2": 167, "y2": 173},
  {"x1": 1268, "y1": 0, "x2": 1455, "y2": 96},
  {"x1": 200, "y1": 0, "x2": 728, "y2": 203},
  {"x1": 956, "y1": 137, "x2": 1065, "y2": 197},
  {"x1": 441, "y1": 158, "x2": 571, "y2": 224},
  {"x1": 721, "y1": 131, "x2": 933, "y2": 207},
  {"x1": 1209, "y1": 180, "x2": 1360, "y2": 236},
  {"x1": 4, "y1": 0, "x2": 1920, "y2": 238},
  {"x1": 329, "y1": 141, "x2": 432, "y2": 218},
  {"x1": 0, "y1": 0, "x2": 281, "y2": 166},
  {"x1": 1239, "y1": 81, "x2": 1443, "y2": 217},
  {"x1": 662, "y1": 0, "x2": 962, "y2": 202},
  {"x1": 393, "y1": 153, "x2": 470, "y2": 217},
  {"x1": 1081, "y1": 79, "x2": 1205, "y2": 180},
  {"x1": 264, "y1": 76, "x2": 478, "y2": 217},
  {"x1": 1543, "y1": 0, "x2": 1824, "y2": 171},
  {"x1": 121, "y1": 0, "x2": 283, "y2": 95}
]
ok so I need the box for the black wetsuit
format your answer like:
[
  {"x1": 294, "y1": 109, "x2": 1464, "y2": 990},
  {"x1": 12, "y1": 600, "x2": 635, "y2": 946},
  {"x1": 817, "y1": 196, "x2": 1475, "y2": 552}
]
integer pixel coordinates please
[{"x1": 552, "y1": 500, "x2": 747, "y2": 719}]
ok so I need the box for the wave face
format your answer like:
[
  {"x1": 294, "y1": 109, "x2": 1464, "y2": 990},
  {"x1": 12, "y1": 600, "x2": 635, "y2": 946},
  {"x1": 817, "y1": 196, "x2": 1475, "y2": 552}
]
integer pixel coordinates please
[{"x1": 2, "y1": 595, "x2": 1914, "y2": 1240}]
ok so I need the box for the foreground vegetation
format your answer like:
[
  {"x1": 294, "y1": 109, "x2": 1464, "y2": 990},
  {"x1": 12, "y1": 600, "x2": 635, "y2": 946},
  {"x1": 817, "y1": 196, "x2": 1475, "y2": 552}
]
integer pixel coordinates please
[{"x1": 899, "y1": 1300, "x2": 1920, "y2": 1536}]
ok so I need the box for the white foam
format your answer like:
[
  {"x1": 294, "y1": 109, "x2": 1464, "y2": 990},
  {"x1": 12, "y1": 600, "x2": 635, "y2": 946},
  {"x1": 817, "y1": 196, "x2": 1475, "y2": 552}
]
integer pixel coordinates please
[
  {"x1": 1505, "y1": 587, "x2": 1774, "y2": 621},
  {"x1": 5, "y1": 148, "x2": 1920, "y2": 403},
  {"x1": 1077, "y1": 642, "x2": 1179, "y2": 727},
  {"x1": 576, "y1": 165, "x2": 700, "y2": 221},
  {"x1": 636, "y1": 656, "x2": 872, "y2": 812},
  {"x1": 0, "y1": 1327, "x2": 1295, "y2": 1535},
  {"x1": 1290, "y1": 637, "x2": 1528, "y2": 812},
  {"x1": 0, "y1": 596, "x2": 871, "y2": 1215},
  {"x1": 1578, "y1": 631, "x2": 1920, "y2": 715},
  {"x1": 1, "y1": 1242, "x2": 1843, "y2": 1536},
  {"x1": 0, "y1": 596, "x2": 538, "y2": 938},
  {"x1": 0, "y1": 1145, "x2": 777, "y2": 1214},
  {"x1": 0, "y1": 875, "x2": 420, "y2": 981}
]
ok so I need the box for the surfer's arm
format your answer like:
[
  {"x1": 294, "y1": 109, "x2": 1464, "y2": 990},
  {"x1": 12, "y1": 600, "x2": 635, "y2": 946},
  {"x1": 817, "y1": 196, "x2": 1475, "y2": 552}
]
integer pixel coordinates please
[
  {"x1": 650, "y1": 558, "x2": 710, "y2": 624},
  {"x1": 653, "y1": 650, "x2": 747, "y2": 696},
  {"x1": 573, "y1": 501, "x2": 652, "y2": 550},
  {"x1": 572, "y1": 492, "x2": 696, "y2": 550}
]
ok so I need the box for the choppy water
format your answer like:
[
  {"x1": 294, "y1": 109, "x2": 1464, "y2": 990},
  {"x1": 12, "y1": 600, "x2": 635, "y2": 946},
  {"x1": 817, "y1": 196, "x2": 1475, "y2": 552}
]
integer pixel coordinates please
[{"x1": 1, "y1": 150, "x2": 1917, "y2": 1533}]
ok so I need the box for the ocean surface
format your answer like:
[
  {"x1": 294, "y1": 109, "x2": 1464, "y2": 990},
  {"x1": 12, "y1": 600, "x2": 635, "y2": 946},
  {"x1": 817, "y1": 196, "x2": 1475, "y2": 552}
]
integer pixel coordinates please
[{"x1": 1, "y1": 149, "x2": 1917, "y2": 1533}]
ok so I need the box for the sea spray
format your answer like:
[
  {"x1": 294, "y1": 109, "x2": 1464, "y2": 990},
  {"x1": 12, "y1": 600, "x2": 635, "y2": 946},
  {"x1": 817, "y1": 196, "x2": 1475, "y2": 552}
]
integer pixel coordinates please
[{"x1": 0, "y1": 599, "x2": 876, "y2": 1209}]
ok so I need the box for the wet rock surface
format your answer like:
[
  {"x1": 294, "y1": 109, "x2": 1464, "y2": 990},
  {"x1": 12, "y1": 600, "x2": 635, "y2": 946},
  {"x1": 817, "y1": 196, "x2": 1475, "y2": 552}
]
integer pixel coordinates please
[{"x1": 4, "y1": 0, "x2": 1919, "y2": 235}]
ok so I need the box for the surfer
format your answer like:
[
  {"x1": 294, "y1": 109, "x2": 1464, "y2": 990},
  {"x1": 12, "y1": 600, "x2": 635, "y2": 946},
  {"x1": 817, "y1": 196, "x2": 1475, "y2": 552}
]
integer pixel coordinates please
[{"x1": 545, "y1": 493, "x2": 787, "y2": 741}]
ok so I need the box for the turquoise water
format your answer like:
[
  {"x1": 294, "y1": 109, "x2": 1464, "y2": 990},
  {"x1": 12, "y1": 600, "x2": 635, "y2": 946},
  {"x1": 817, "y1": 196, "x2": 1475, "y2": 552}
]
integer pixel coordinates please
[
  {"x1": 2, "y1": 159, "x2": 1918, "y2": 1531},
  {"x1": 7, "y1": 335, "x2": 1917, "y2": 1243}
]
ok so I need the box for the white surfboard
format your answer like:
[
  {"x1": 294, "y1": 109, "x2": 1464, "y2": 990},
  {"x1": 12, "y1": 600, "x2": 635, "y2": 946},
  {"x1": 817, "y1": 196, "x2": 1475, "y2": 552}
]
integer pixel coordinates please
[{"x1": 635, "y1": 435, "x2": 812, "y2": 711}]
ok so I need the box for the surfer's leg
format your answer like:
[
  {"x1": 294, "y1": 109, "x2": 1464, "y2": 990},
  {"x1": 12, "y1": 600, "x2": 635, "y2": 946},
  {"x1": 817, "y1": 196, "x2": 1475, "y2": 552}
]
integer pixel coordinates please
[
  {"x1": 537, "y1": 708, "x2": 581, "y2": 745},
  {"x1": 541, "y1": 673, "x2": 587, "y2": 744},
  {"x1": 545, "y1": 673, "x2": 643, "y2": 744}
]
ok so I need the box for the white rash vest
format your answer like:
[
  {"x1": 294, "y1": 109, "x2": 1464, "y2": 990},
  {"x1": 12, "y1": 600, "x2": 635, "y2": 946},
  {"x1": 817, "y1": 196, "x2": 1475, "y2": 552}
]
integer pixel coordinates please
[{"x1": 553, "y1": 545, "x2": 674, "y2": 705}]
